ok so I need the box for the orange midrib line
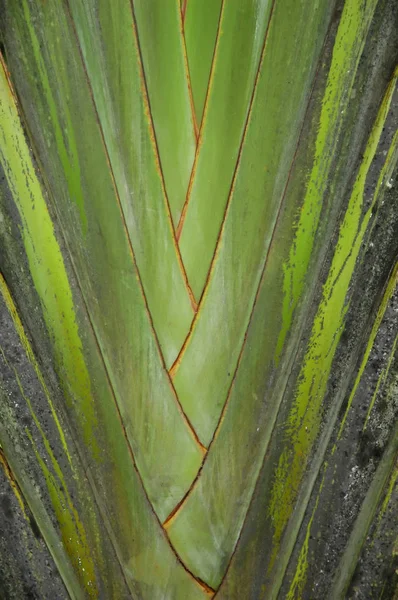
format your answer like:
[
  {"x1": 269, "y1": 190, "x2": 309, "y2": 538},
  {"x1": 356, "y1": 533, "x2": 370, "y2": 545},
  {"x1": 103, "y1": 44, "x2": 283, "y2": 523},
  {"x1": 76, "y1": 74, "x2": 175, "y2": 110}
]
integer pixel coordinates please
[
  {"x1": 175, "y1": 0, "x2": 226, "y2": 241},
  {"x1": 168, "y1": 377, "x2": 208, "y2": 455},
  {"x1": 0, "y1": 448, "x2": 27, "y2": 512},
  {"x1": 179, "y1": 3, "x2": 199, "y2": 142},
  {"x1": 129, "y1": 0, "x2": 198, "y2": 310},
  {"x1": 170, "y1": 0, "x2": 276, "y2": 378},
  {"x1": 0, "y1": 53, "x2": 19, "y2": 106},
  {"x1": 195, "y1": 579, "x2": 216, "y2": 596}
]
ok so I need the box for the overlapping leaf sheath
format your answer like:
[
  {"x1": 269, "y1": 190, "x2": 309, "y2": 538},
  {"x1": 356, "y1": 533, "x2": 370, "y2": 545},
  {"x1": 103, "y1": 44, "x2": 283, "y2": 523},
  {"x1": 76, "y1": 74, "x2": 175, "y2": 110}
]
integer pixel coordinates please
[
  {"x1": 2, "y1": 0, "x2": 205, "y2": 523},
  {"x1": 0, "y1": 54, "x2": 209, "y2": 598},
  {"x1": 218, "y1": 25, "x2": 398, "y2": 600},
  {"x1": 171, "y1": 0, "x2": 336, "y2": 449},
  {"x1": 166, "y1": 2, "x2": 397, "y2": 588},
  {"x1": 177, "y1": 0, "x2": 274, "y2": 298},
  {"x1": 0, "y1": 0, "x2": 397, "y2": 597}
]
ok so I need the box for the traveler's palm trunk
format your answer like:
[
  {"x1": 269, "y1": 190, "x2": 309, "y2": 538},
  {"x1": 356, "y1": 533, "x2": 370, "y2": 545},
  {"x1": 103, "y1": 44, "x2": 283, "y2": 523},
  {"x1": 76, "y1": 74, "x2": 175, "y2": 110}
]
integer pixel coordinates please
[{"x1": 0, "y1": 0, "x2": 397, "y2": 598}]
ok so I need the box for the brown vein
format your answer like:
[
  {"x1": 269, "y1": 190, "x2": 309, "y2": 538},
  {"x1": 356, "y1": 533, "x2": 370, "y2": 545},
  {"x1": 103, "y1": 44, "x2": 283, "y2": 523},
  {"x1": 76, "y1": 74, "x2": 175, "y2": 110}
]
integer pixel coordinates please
[
  {"x1": 175, "y1": 0, "x2": 225, "y2": 241},
  {"x1": 0, "y1": 53, "x2": 19, "y2": 107},
  {"x1": 64, "y1": 1, "x2": 202, "y2": 454},
  {"x1": 166, "y1": 6, "x2": 330, "y2": 527},
  {"x1": 129, "y1": 0, "x2": 197, "y2": 310},
  {"x1": 4, "y1": 26, "x2": 207, "y2": 593},
  {"x1": 170, "y1": 0, "x2": 276, "y2": 378},
  {"x1": 77, "y1": 272, "x2": 210, "y2": 596},
  {"x1": 182, "y1": 0, "x2": 188, "y2": 23},
  {"x1": 66, "y1": 263, "x2": 210, "y2": 595},
  {"x1": 179, "y1": 3, "x2": 199, "y2": 142}
]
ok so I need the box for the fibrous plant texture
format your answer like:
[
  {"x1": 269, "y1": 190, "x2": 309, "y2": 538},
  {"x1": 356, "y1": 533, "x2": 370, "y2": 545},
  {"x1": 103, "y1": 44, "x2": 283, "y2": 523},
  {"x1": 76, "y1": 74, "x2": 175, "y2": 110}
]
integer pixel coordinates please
[{"x1": 0, "y1": 0, "x2": 397, "y2": 598}]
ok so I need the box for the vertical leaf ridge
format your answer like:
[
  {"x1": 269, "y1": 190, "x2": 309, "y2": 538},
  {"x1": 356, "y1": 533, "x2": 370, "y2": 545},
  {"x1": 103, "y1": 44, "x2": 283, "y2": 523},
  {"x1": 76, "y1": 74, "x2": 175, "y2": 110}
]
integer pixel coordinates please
[
  {"x1": 169, "y1": 0, "x2": 314, "y2": 382},
  {"x1": 179, "y1": 5, "x2": 199, "y2": 141},
  {"x1": 182, "y1": 0, "x2": 188, "y2": 22},
  {"x1": 175, "y1": 0, "x2": 226, "y2": 241},
  {"x1": 266, "y1": 68, "x2": 397, "y2": 579},
  {"x1": 0, "y1": 447, "x2": 27, "y2": 518},
  {"x1": 0, "y1": 283, "x2": 97, "y2": 596},
  {"x1": 281, "y1": 260, "x2": 398, "y2": 600}
]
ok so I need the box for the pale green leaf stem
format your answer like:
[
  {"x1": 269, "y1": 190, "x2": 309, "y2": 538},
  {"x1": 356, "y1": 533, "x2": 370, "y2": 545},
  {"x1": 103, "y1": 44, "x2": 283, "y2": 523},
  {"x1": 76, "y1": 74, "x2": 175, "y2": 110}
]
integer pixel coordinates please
[
  {"x1": 166, "y1": 0, "x2": 338, "y2": 586},
  {"x1": 216, "y1": 51, "x2": 398, "y2": 598},
  {"x1": 167, "y1": 4, "x2": 393, "y2": 588},
  {"x1": 132, "y1": 0, "x2": 198, "y2": 224}
]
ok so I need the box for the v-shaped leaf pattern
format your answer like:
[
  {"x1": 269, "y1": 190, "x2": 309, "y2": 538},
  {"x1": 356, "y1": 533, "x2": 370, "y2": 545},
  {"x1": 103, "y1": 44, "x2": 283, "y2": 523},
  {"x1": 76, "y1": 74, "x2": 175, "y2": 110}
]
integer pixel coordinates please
[
  {"x1": 0, "y1": 58, "x2": 210, "y2": 598},
  {"x1": 177, "y1": 0, "x2": 275, "y2": 299},
  {"x1": 1, "y1": 0, "x2": 397, "y2": 596},
  {"x1": 131, "y1": 0, "x2": 198, "y2": 225},
  {"x1": 167, "y1": 3, "x2": 395, "y2": 586},
  {"x1": 4, "y1": 0, "x2": 204, "y2": 525},
  {"x1": 67, "y1": 0, "x2": 198, "y2": 364}
]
